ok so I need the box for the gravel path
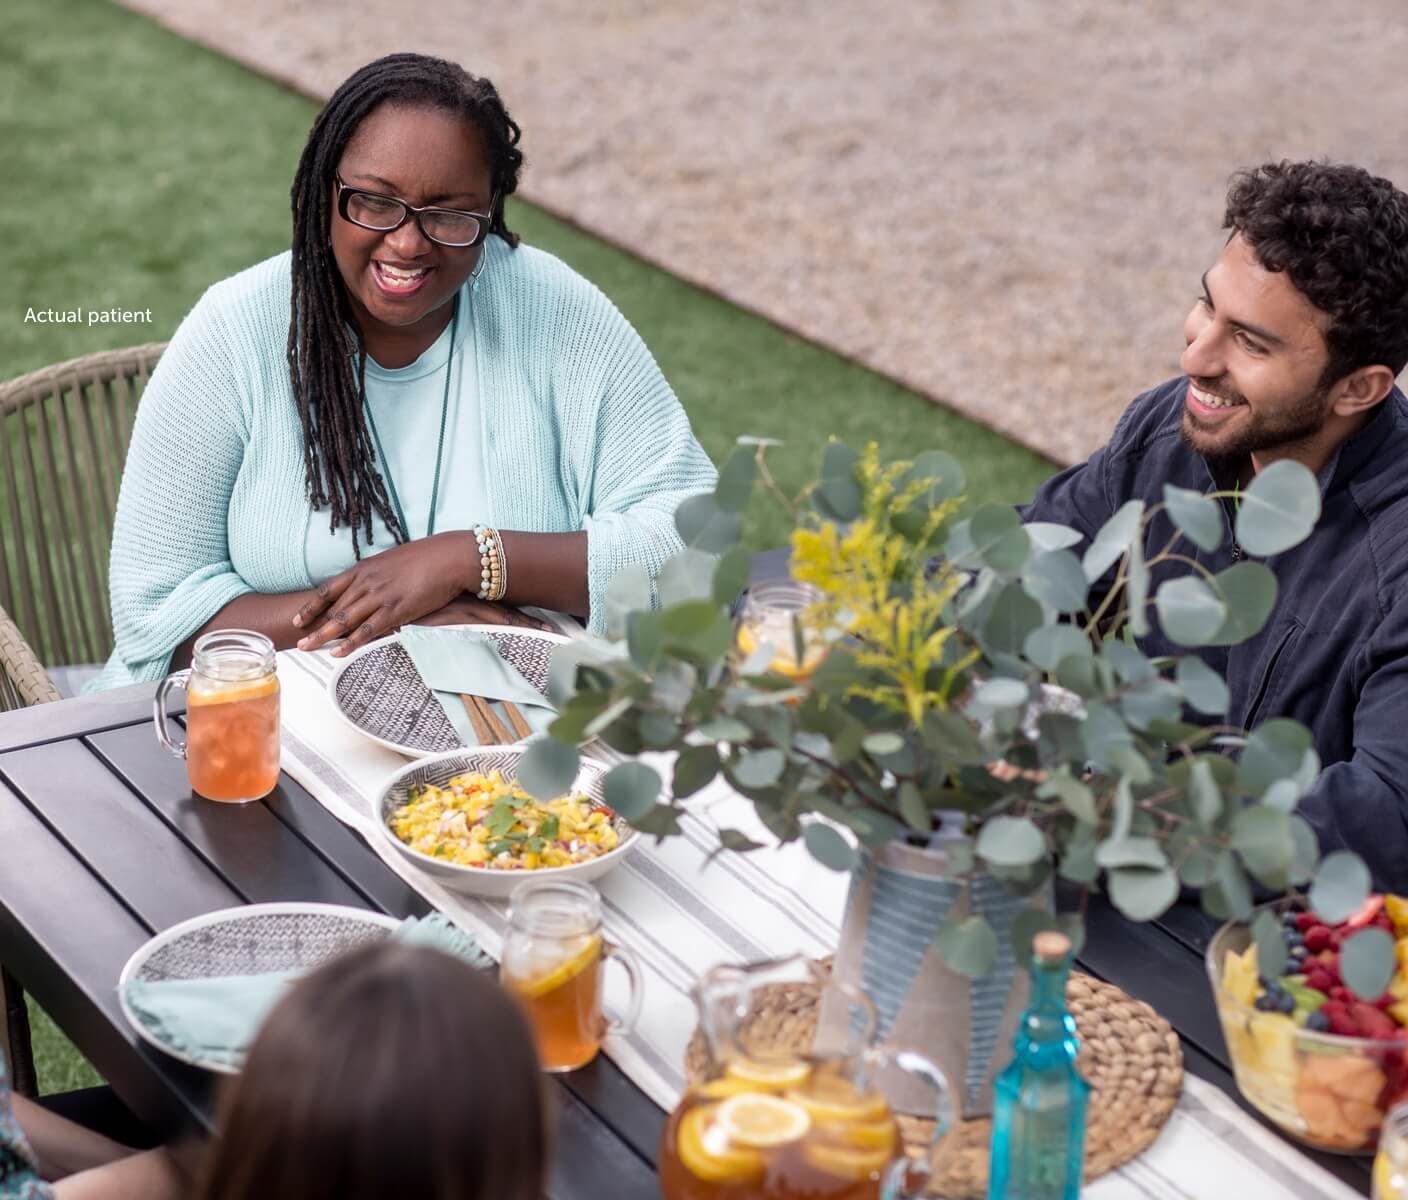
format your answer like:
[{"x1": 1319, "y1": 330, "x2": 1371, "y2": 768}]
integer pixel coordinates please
[{"x1": 116, "y1": 0, "x2": 1408, "y2": 464}]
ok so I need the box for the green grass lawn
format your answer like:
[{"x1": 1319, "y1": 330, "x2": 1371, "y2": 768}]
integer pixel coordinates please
[{"x1": 4, "y1": 0, "x2": 1055, "y2": 1093}]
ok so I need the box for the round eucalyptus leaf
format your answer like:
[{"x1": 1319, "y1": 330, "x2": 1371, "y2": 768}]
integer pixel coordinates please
[
  {"x1": 698, "y1": 716, "x2": 752, "y2": 743},
  {"x1": 983, "y1": 583, "x2": 1044, "y2": 656},
  {"x1": 674, "y1": 493, "x2": 743, "y2": 553},
  {"x1": 1155, "y1": 576, "x2": 1228, "y2": 646},
  {"x1": 1290, "y1": 815, "x2": 1319, "y2": 886},
  {"x1": 1108, "y1": 866, "x2": 1179, "y2": 921},
  {"x1": 1231, "y1": 805, "x2": 1293, "y2": 881},
  {"x1": 816, "y1": 442, "x2": 862, "y2": 521},
  {"x1": 902, "y1": 451, "x2": 966, "y2": 504},
  {"x1": 1215, "y1": 851, "x2": 1253, "y2": 921},
  {"x1": 970, "y1": 505, "x2": 1032, "y2": 575},
  {"x1": 1025, "y1": 625, "x2": 1091, "y2": 671},
  {"x1": 1119, "y1": 678, "x2": 1183, "y2": 732},
  {"x1": 1176, "y1": 657, "x2": 1230, "y2": 715},
  {"x1": 862, "y1": 732, "x2": 906, "y2": 757},
  {"x1": 1036, "y1": 768, "x2": 1098, "y2": 825},
  {"x1": 1095, "y1": 836, "x2": 1168, "y2": 870},
  {"x1": 605, "y1": 565, "x2": 654, "y2": 638},
  {"x1": 516, "y1": 736, "x2": 582, "y2": 801},
  {"x1": 1252, "y1": 909, "x2": 1288, "y2": 981},
  {"x1": 712, "y1": 546, "x2": 753, "y2": 608},
  {"x1": 974, "y1": 678, "x2": 1029, "y2": 708},
  {"x1": 1236, "y1": 459, "x2": 1322, "y2": 556},
  {"x1": 1021, "y1": 549, "x2": 1089, "y2": 614},
  {"x1": 1238, "y1": 719, "x2": 1314, "y2": 797},
  {"x1": 1126, "y1": 532, "x2": 1151, "y2": 636},
  {"x1": 934, "y1": 914, "x2": 999, "y2": 978},
  {"x1": 1309, "y1": 851, "x2": 1372, "y2": 925},
  {"x1": 732, "y1": 748, "x2": 786, "y2": 789},
  {"x1": 1082, "y1": 500, "x2": 1144, "y2": 583},
  {"x1": 658, "y1": 549, "x2": 718, "y2": 607},
  {"x1": 1188, "y1": 757, "x2": 1222, "y2": 826},
  {"x1": 803, "y1": 822, "x2": 860, "y2": 872},
  {"x1": 976, "y1": 816, "x2": 1047, "y2": 867},
  {"x1": 1024, "y1": 522, "x2": 1084, "y2": 552},
  {"x1": 673, "y1": 745, "x2": 720, "y2": 798},
  {"x1": 1207, "y1": 562, "x2": 1278, "y2": 646},
  {"x1": 1163, "y1": 484, "x2": 1224, "y2": 553},
  {"x1": 714, "y1": 447, "x2": 757, "y2": 514},
  {"x1": 1342, "y1": 927, "x2": 1396, "y2": 1001},
  {"x1": 944, "y1": 519, "x2": 979, "y2": 570},
  {"x1": 603, "y1": 761, "x2": 662, "y2": 821}
]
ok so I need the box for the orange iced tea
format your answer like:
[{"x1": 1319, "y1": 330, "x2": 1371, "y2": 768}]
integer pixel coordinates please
[
  {"x1": 184, "y1": 674, "x2": 281, "y2": 802},
  {"x1": 659, "y1": 1060, "x2": 904, "y2": 1200},
  {"x1": 503, "y1": 932, "x2": 605, "y2": 1071},
  {"x1": 501, "y1": 879, "x2": 643, "y2": 1073}
]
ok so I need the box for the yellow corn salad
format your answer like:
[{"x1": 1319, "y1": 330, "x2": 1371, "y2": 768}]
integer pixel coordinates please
[{"x1": 388, "y1": 770, "x2": 619, "y2": 870}]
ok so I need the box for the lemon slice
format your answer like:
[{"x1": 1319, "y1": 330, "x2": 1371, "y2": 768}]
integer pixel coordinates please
[
  {"x1": 786, "y1": 1077, "x2": 890, "y2": 1124},
  {"x1": 726, "y1": 1058, "x2": 812, "y2": 1089},
  {"x1": 803, "y1": 1140, "x2": 893, "y2": 1181},
  {"x1": 698, "y1": 1076, "x2": 772, "y2": 1100},
  {"x1": 735, "y1": 624, "x2": 827, "y2": 680},
  {"x1": 187, "y1": 676, "x2": 278, "y2": 707},
  {"x1": 505, "y1": 935, "x2": 601, "y2": 1000},
  {"x1": 823, "y1": 1117, "x2": 897, "y2": 1152},
  {"x1": 676, "y1": 1105, "x2": 765, "y2": 1184},
  {"x1": 715, "y1": 1093, "x2": 812, "y2": 1148}
]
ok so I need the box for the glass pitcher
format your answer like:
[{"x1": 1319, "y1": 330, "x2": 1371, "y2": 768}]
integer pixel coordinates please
[{"x1": 660, "y1": 955, "x2": 952, "y2": 1200}]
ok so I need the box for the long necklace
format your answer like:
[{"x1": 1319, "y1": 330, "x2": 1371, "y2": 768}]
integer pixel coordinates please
[{"x1": 364, "y1": 297, "x2": 458, "y2": 541}]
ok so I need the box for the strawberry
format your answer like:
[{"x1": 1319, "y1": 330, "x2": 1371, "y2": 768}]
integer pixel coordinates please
[
  {"x1": 1305, "y1": 968, "x2": 1334, "y2": 994},
  {"x1": 1332, "y1": 986, "x2": 1355, "y2": 1004},
  {"x1": 1353, "y1": 1003, "x2": 1398, "y2": 1040},
  {"x1": 1305, "y1": 926, "x2": 1333, "y2": 953},
  {"x1": 1297, "y1": 911, "x2": 1321, "y2": 933},
  {"x1": 1347, "y1": 895, "x2": 1387, "y2": 931}
]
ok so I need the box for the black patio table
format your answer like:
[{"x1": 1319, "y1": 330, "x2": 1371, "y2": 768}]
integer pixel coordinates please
[{"x1": 0, "y1": 684, "x2": 1373, "y2": 1197}]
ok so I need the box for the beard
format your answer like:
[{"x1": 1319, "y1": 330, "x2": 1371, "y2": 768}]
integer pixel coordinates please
[{"x1": 1179, "y1": 374, "x2": 1333, "y2": 461}]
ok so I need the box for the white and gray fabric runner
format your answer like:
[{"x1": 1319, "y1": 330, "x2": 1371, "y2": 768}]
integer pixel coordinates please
[{"x1": 276, "y1": 647, "x2": 1360, "y2": 1200}]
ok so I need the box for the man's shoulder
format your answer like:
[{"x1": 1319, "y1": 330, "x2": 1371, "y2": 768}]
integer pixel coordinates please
[{"x1": 1102, "y1": 377, "x2": 1189, "y2": 461}]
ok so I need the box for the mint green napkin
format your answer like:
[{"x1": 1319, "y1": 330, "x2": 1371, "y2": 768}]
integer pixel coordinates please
[
  {"x1": 123, "y1": 913, "x2": 489, "y2": 1070},
  {"x1": 398, "y1": 625, "x2": 556, "y2": 746}
]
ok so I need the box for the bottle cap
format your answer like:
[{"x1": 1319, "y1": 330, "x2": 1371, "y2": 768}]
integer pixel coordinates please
[{"x1": 1032, "y1": 931, "x2": 1072, "y2": 962}]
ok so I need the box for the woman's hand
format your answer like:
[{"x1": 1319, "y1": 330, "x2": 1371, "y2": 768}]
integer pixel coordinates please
[
  {"x1": 413, "y1": 594, "x2": 551, "y2": 631},
  {"x1": 293, "y1": 532, "x2": 479, "y2": 656}
]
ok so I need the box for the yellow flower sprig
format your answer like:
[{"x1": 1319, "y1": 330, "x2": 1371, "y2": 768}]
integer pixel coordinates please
[{"x1": 790, "y1": 444, "x2": 977, "y2": 728}]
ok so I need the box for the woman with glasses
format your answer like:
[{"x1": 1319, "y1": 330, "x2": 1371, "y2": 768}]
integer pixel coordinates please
[{"x1": 93, "y1": 53, "x2": 716, "y2": 687}]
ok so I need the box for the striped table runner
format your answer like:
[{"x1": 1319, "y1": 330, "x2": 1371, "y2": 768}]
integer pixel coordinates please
[{"x1": 276, "y1": 647, "x2": 1361, "y2": 1200}]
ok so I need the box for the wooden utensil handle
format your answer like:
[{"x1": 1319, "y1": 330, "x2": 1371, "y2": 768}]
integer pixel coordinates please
[
  {"x1": 460, "y1": 695, "x2": 496, "y2": 744},
  {"x1": 501, "y1": 701, "x2": 534, "y2": 740}
]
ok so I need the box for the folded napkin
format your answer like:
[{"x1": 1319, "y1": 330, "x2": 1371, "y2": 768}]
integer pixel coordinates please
[
  {"x1": 123, "y1": 913, "x2": 490, "y2": 1070},
  {"x1": 398, "y1": 625, "x2": 556, "y2": 746}
]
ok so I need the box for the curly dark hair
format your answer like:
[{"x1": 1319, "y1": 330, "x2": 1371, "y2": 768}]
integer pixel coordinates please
[
  {"x1": 1224, "y1": 161, "x2": 1408, "y2": 385},
  {"x1": 288, "y1": 54, "x2": 525, "y2": 553}
]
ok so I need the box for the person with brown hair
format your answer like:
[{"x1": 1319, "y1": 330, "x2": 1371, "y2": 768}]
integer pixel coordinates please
[{"x1": 196, "y1": 940, "x2": 547, "y2": 1200}]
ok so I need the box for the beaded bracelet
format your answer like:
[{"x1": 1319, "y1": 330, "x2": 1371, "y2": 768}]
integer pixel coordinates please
[{"x1": 473, "y1": 525, "x2": 508, "y2": 602}]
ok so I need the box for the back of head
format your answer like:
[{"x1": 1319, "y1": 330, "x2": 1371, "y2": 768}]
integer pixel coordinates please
[
  {"x1": 1223, "y1": 160, "x2": 1408, "y2": 383},
  {"x1": 197, "y1": 942, "x2": 547, "y2": 1200}
]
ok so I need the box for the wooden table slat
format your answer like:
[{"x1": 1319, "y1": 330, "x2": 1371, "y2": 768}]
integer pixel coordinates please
[
  {"x1": 86, "y1": 723, "x2": 374, "y2": 911},
  {"x1": 0, "y1": 740, "x2": 242, "y2": 930}
]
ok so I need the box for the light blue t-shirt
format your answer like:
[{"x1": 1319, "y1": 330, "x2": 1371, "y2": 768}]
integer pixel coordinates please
[{"x1": 304, "y1": 306, "x2": 488, "y2": 582}]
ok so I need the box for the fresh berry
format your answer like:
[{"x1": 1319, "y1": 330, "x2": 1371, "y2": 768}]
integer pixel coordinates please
[
  {"x1": 1278, "y1": 992, "x2": 1297, "y2": 1014},
  {"x1": 1321, "y1": 1000, "x2": 1360, "y2": 1037},
  {"x1": 1254, "y1": 993, "x2": 1278, "y2": 1012},
  {"x1": 1305, "y1": 968, "x2": 1334, "y2": 993},
  {"x1": 1305, "y1": 926, "x2": 1333, "y2": 953},
  {"x1": 1297, "y1": 912, "x2": 1320, "y2": 933},
  {"x1": 1290, "y1": 945, "x2": 1310, "y2": 962},
  {"x1": 1352, "y1": 1003, "x2": 1398, "y2": 1041},
  {"x1": 1305, "y1": 1011, "x2": 1332, "y2": 1032},
  {"x1": 1347, "y1": 895, "x2": 1386, "y2": 930},
  {"x1": 1331, "y1": 986, "x2": 1354, "y2": 1004}
]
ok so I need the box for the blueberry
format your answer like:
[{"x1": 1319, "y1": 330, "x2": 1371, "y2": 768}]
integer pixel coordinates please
[
  {"x1": 1305, "y1": 1010, "x2": 1331, "y2": 1032},
  {"x1": 1290, "y1": 945, "x2": 1309, "y2": 961},
  {"x1": 1254, "y1": 993, "x2": 1277, "y2": 1011},
  {"x1": 1283, "y1": 911, "x2": 1301, "y2": 927},
  {"x1": 1279, "y1": 993, "x2": 1296, "y2": 1013}
]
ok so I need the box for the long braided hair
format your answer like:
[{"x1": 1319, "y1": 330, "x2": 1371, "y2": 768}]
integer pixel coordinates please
[{"x1": 287, "y1": 54, "x2": 524, "y2": 553}]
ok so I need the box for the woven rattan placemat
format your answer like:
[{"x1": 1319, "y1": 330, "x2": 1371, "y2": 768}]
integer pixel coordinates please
[{"x1": 684, "y1": 967, "x2": 1182, "y2": 1199}]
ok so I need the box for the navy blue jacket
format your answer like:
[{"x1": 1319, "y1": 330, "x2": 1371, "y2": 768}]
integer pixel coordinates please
[{"x1": 1022, "y1": 378, "x2": 1408, "y2": 891}]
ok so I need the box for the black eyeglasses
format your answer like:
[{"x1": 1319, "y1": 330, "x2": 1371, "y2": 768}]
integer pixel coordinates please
[{"x1": 334, "y1": 174, "x2": 495, "y2": 248}]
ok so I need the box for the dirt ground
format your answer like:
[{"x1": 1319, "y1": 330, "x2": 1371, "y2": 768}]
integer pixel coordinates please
[{"x1": 116, "y1": 0, "x2": 1408, "y2": 463}]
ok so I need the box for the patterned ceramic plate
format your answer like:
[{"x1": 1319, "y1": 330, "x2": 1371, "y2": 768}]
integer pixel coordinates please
[
  {"x1": 328, "y1": 624, "x2": 570, "y2": 758},
  {"x1": 117, "y1": 903, "x2": 401, "y2": 1074}
]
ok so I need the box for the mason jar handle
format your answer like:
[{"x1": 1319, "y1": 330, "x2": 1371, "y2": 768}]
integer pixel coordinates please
[
  {"x1": 153, "y1": 670, "x2": 191, "y2": 760},
  {"x1": 878, "y1": 1050, "x2": 954, "y2": 1200},
  {"x1": 601, "y1": 940, "x2": 645, "y2": 1039}
]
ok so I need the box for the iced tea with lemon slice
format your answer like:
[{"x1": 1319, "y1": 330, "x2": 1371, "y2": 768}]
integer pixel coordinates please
[
  {"x1": 659, "y1": 1059, "x2": 904, "y2": 1200},
  {"x1": 501, "y1": 880, "x2": 643, "y2": 1072},
  {"x1": 154, "y1": 630, "x2": 280, "y2": 803},
  {"x1": 735, "y1": 581, "x2": 827, "y2": 682}
]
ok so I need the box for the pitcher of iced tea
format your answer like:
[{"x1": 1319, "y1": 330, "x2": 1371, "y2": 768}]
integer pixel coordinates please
[
  {"x1": 660, "y1": 955, "x2": 952, "y2": 1200},
  {"x1": 154, "y1": 630, "x2": 280, "y2": 803}
]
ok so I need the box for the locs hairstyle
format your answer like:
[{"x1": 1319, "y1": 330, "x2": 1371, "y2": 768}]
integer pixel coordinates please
[
  {"x1": 287, "y1": 53, "x2": 524, "y2": 553},
  {"x1": 1223, "y1": 161, "x2": 1408, "y2": 386}
]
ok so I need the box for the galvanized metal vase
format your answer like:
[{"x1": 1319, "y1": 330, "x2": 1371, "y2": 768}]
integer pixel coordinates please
[{"x1": 817, "y1": 836, "x2": 1053, "y2": 1120}]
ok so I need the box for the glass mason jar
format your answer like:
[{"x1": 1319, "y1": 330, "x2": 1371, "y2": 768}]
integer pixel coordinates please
[
  {"x1": 735, "y1": 579, "x2": 827, "y2": 681},
  {"x1": 1376, "y1": 1103, "x2": 1408, "y2": 1199},
  {"x1": 500, "y1": 879, "x2": 643, "y2": 1073},
  {"x1": 153, "y1": 630, "x2": 280, "y2": 803}
]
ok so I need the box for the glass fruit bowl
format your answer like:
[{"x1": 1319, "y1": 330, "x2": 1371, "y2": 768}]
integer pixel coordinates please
[{"x1": 1207, "y1": 917, "x2": 1408, "y2": 1155}]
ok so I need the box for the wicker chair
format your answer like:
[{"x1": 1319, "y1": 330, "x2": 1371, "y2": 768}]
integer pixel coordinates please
[{"x1": 0, "y1": 343, "x2": 166, "y2": 1093}]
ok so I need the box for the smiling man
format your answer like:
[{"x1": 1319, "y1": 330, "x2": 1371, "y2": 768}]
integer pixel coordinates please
[{"x1": 1021, "y1": 160, "x2": 1408, "y2": 889}]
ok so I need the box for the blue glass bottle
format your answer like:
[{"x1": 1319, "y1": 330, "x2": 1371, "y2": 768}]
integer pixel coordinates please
[{"x1": 986, "y1": 930, "x2": 1090, "y2": 1200}]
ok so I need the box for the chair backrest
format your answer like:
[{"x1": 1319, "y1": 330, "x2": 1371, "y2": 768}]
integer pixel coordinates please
[{"x1": 0, "y1": 343, "x2": 166, "y2": 667}]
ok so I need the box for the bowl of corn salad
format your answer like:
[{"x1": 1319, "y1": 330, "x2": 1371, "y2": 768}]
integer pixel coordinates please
[{"x1": 375, "y1": 747, "x2": 636, "y2": 897}]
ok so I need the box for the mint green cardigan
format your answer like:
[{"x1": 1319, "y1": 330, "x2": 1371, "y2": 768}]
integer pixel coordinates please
[{"x1": 93, "y1": 237, "x2": 717, "y2": 689}]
